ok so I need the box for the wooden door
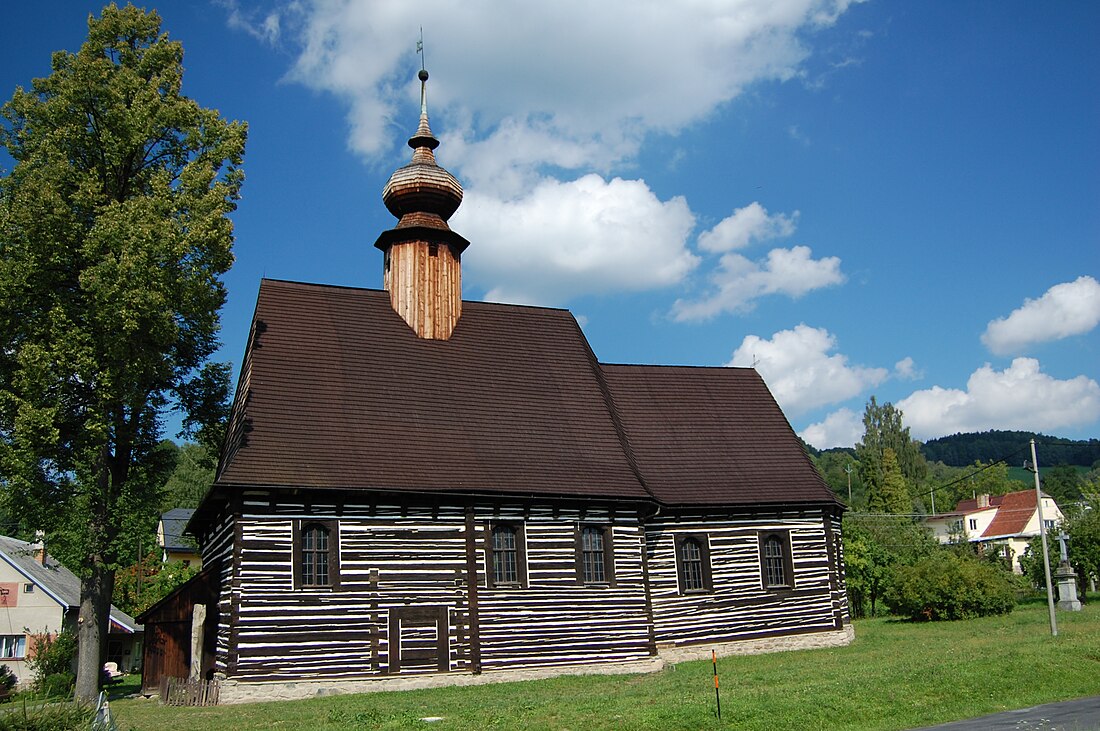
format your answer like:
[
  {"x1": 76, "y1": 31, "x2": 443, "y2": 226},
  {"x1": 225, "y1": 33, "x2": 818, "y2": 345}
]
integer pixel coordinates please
[{"x1": 142, "y1": 620, "x2": 190, "y2": 693}]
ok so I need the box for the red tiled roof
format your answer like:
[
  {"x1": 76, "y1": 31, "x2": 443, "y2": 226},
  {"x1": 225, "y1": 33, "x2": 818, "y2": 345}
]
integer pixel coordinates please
[
  {"x1": 950, "y1": 494, "x2": 1005, "y2": 515},
  {"x1": 981, "y1": 490, "x2": 1038, "y2": 538},
  {"x1": 214, "y1": 279, "x2": 837, "y2": 508}
]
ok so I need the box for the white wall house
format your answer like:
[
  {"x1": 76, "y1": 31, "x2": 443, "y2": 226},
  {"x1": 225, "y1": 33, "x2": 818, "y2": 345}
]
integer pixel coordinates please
[
  {"x1": 925, "y1": 490, "x2": 1063, "y2": 573},
  {"x1": 0, "y1": 535, "x2": 141, "y2": 686}
]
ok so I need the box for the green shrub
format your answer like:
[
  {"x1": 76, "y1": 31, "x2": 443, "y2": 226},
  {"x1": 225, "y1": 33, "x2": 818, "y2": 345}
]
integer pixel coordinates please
[
  {"x1": 0, "y1": 665, "x2": 16, "y2": 700},
  {"x1": 0, "y1": 697, "x2": 94, "y2": 730},
  {"x1": 26, "y1": 631, "x2": 77, "y2": 694},
  {"x1": 39, "y1": 673, "x2": 74, "y2": 699},
  {"x1": 883, "y1": 550, "x2": 1018, "y2": 620}
]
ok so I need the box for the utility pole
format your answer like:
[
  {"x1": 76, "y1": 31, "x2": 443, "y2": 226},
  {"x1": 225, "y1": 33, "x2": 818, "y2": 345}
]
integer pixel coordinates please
[
  {"x1": 1028, "y1": 439, "x2": 1058, "y2": 637},
  {"x1": 845, "y1": 463, "x2": 853, "y2": 504}
]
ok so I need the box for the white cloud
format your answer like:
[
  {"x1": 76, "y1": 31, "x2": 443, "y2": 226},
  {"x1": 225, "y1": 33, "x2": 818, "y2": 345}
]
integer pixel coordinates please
[
  {"x1": 697, "y1": 202, "x2": 798, "y2": 253},
  {"x1": 454, "y1": 175, "x2": 699, "y2": 304},
  {"x1": 270, "y1": 0, "x2": 861, "y2": 176},
  {"x1": 245, "y1": 0, "x2": 860, "y2": 307},
  {"x1": 673, "y1": 246, "x2": 844, "y2": 320},
  {"x1": 801, "y1": 408, "x2": 862, "y2": 449},
  {"x1": 894, "y1": 356, "x2": 922, "y2": 381},
  {"x1": 898, "y1": 358, "x2": 1100, "y2": 440},
  {"x1": 982, "y1": 276, "x2": 1100, "y2": 355},
  {"x1": 726, "y1": 324, "x2": 887, "y2": 415},
  {"x1": 217, "y1": 0, "x2": 283, "y2": 44}
]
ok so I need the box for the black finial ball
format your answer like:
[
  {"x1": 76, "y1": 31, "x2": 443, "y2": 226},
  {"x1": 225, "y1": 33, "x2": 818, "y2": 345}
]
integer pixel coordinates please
[{"x1": 418, "y1": 69, "x2": 429, "y2": 82}]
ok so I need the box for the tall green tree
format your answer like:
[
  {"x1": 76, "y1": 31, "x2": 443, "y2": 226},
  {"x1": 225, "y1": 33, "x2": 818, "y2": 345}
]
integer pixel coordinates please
[
  {"x1": 856, "y1": 396, "x2": 928, "y2": 512},
  {"x1": 0, "y1": 5, "x2": 244, "y2": 700},
  {"x1": 160, "y1": 441, "x2": 216, "y2": 510},
  {"x1": 868, "y1": 447, "x2": 911, "y2": 515}
]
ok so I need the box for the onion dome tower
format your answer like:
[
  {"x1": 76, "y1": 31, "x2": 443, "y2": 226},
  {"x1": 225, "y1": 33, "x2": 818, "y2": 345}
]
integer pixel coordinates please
[{"x1": 374, "y1": 68, "x2": 470, "y2": 340}]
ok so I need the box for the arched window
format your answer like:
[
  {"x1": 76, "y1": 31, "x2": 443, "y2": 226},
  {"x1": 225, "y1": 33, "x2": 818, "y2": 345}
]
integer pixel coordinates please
[
  {"x1": 295, "y1": 519, "x2": 339, "y2": 589},
  {"x1": 491, "y1": 524, "x2": 522, "y2": 586},
  {"x1": 301, "y1": 523, "x2": 330, "y2": 586},
  {"x1": 759, "y1": 530, "x2": 793, "y2": 590},
  {"x1": 679, "y1": 537, "x2": 705, "y2": 592},
  {"x1": 580, "y1": 525, "x2": 606, "y2": 584}
]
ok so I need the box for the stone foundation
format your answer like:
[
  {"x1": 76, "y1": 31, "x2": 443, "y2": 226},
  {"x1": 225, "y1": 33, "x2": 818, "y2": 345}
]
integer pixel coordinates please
[
  {"x1": 656, "y1": 624, "x2": 855, "y2": 664},
  {"x1": 215, "y1": 624, "x2": 855, "y2": 704},
  {"x1": 216, "y1": 657, "x2": 665, "y2": 704}
]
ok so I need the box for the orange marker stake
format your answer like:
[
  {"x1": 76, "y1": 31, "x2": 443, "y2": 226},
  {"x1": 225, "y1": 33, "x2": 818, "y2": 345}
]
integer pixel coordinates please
[{"x1": 712, "y1": 649, "x2": 721, "y2": 720}]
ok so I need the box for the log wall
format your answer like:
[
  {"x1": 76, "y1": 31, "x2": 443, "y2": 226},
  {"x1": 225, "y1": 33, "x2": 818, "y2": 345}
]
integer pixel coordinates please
[
  {"x1": 218, "y1": 497, "x2": 652, "y2": 682},
  {"x1": 196, "y1": 509, "x2": 237, "y2": 677},
  {"x1": 646, "y1": 508, "x2": 846, "y2": 647}
]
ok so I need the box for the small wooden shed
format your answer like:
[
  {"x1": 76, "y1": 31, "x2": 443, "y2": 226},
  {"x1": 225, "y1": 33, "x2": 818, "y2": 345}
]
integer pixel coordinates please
[{"x1": 136, "y1": 561, "x2": 221, "y2": 694}]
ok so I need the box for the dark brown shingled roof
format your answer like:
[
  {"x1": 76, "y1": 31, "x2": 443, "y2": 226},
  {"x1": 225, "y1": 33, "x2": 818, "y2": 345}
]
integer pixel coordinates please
[
  {"x1": 214, "y1": 279, "x2": 836, "y2": 508},
  {"x1": 601, "y1": 365, "x2": 835, "y2": 506},
  {"x1": 216, "y1": 279, "x2": 647, "y2": 500}
]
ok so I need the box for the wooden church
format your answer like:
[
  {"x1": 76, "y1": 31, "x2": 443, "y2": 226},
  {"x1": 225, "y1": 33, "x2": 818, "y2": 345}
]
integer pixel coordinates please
[{"x1": 139, "y1": 70, "x2": 852, "y2": 702}]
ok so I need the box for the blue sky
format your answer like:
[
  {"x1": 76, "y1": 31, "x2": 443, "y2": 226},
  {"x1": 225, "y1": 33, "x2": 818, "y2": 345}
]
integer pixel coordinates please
[{"x1": 3, "y1": 1, "x2": 1098, "y2": 449}]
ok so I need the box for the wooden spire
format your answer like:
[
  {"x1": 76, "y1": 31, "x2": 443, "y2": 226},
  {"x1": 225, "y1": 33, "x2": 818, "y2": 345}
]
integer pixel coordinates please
[{"x1": 374, "y1": 68, "x2": 469, "y2": 340}]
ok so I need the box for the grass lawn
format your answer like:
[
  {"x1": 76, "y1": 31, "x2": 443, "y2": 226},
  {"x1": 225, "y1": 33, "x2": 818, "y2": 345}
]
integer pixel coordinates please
[{"x1": 110, "y1": 598, "x2": 1100, "y2": 731}]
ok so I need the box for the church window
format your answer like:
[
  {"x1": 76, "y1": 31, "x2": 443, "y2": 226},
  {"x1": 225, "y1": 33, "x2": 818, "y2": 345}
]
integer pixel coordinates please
[
  {"x1": 674, "y1": 533, "x2": 712, "y2": 593},
  {"x1": 488, "y1": 523, "x2": 526, "y2": 587},
  {"x1": 294, "y1": 519, "x2": 340, "y2": 589},
  {"x1": 577, "y1": 524, "x2": 614, "y2": 585},
  {"x1": 759, "y1": 530, "x2": 794, "y2": 590}
]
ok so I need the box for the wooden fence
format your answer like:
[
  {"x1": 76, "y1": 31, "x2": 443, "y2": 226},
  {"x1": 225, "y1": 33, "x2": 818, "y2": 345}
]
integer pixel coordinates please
[{"x1": 159, "y1": 676, "x2": 220, "y2": 706}]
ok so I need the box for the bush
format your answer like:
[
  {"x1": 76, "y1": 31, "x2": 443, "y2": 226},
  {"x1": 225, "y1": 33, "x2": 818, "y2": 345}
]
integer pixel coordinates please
[
  {"x1": 0, "y1": 665, "x2": 16, "y2": 700},
  {"x1": 38, "y1": 674, "x2": 74, "y2": 699},
  {"x1": 883, "y1": 550, "x2": 1019, "y2": 620},
  {"x1": 26, "y1": 631, "x2": 77, "y2": 694}
]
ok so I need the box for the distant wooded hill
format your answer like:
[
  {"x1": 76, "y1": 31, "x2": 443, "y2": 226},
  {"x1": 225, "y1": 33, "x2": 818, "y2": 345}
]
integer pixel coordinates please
[{"x1": 920, "y1": 431, "x2": 1100, "y2": 467}]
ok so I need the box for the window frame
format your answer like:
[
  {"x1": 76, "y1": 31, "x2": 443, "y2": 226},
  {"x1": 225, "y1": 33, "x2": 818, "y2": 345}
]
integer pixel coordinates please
[
  {"x1": 0, "y1": 635, "x2": 26, "y2": 659},
  {"x1": 758, "y1": 530, "x2": 795, "y2": 591},
  {"x1": 575, "y1": 523, "x2": 615, "y2": 586},
  {"x1": 486, "y1": 522, "x2": 527, "y2": 588},
  {"x1": 293, "y1": 519, "x2": 340, "y2": 590},
  {"x1": 673, "y1": 533, "x2": 713, "y2": 594}
]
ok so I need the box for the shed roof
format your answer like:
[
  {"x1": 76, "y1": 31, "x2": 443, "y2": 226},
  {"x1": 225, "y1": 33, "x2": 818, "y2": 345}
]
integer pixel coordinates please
[{"x1": 212, "y1": 279, "x2": 836, "y2": 509}]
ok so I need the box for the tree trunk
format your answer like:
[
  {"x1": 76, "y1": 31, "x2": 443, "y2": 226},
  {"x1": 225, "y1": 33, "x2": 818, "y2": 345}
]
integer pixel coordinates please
[{"x1": 74, "y1": 561, "x2": 115, "y2": 702}]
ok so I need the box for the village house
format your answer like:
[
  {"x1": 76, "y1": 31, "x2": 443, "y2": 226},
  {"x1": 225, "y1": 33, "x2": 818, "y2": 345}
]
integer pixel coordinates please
[
  {"x1": 0, "y1": 535, "x2": 141, "y2": 685},
  {"x1": 140, "y1": 70, "x2": 851, "y2": 703},
  {"x1": 925, "y1": 489, "x2": 1064, "y2": 572},
  {"x1": 157, "y1": 509, "x2": 202, "y2": 568}
]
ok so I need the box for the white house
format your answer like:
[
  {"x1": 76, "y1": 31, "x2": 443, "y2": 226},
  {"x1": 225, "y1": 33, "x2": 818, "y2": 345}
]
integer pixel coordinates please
[
  {"x1": 0, "y1": 535, "x2": 141, "y2": 685},
  {"x1": 925, "y1": 490, "x2": 1063, "y2": 572}
]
